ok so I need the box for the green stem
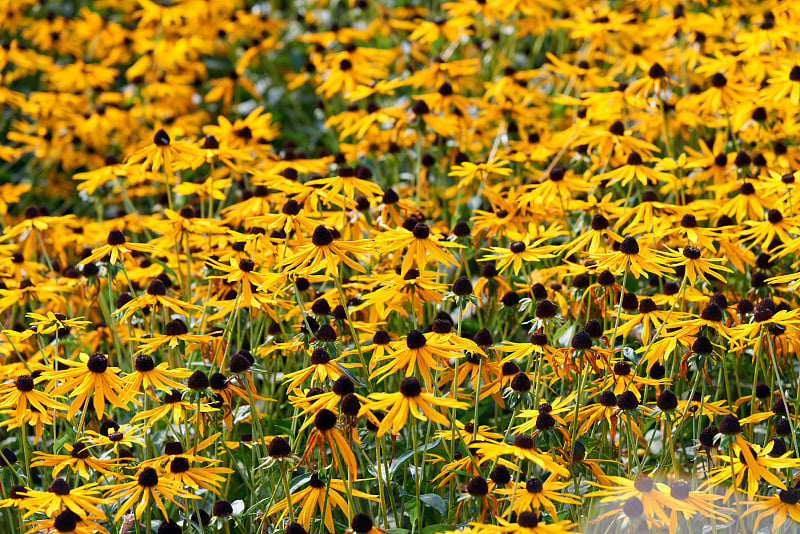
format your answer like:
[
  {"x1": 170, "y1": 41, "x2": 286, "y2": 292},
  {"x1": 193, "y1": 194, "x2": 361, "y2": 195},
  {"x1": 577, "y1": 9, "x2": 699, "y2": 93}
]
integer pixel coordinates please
[
  {"x1": 765, "y1": 333, "x2": 800, "y2": 455},
  {"x1": 280, "y1": 464, "x2": 295, "y2": 523},
  {"x1": 410, "y1": 420, "x2": 422, "y2": 534},
  {"x1": 473, "y1": 355, "x2": 483, "y2": 441}
]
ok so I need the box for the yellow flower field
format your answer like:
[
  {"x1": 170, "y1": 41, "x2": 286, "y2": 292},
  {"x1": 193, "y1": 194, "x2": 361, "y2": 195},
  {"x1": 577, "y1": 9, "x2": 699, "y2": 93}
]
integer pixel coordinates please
[{"x1": 1, "y1": 1, "x2": 800, "y2": 533}]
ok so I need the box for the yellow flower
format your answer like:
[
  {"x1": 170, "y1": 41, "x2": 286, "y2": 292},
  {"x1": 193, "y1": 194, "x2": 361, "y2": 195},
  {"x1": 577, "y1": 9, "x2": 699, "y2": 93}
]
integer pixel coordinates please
[
  {"x1": 592, "y1": 236, "x2": 673, "y2": 279},
  {"x1": 103, "y1": 466, "x2": 199, "y2": 522},
  {"x1": 268, "y1": 472, "x2": 378, "y2": 533},
  {"x1": 480, "y1": 238, "x2": 556, "y2": 275},
  {"x1": 472, "y1": 512, "x2": 579, "y2": 533},
  {"x1": 744, "y1": 489, "x2": 800, "y2": 531},
  {"x1": 19, "y1": 478, "x2": 109, "y2": 520},
  {"x1": 449, "y1": 158, "x2": 512, "y2": 189},
  {"x1": 42, "y1": 352, "x2": 133, "y2": 420},
  {"x1": 473, "y1": 435, "x2": 570, "y2": 478},
  {"x1": 78, "y1": 229, "x2": 157, "y2": 265},
  {"x1": 662, "y1": 246, "x2": 732, "y2": 286},
  {"x1": 368, "y1": 377, "x2": 468, "y2": 437},
  {"x1": 123, "y1": 129, "x2": 201, "y2": 179},
  {"x1": 0, "y1": 373, "x2": 67, "y2": 426},
  {"x1": 281, "y1": 225, "x2": 373, "y2": 276},
  {"x1": 376, "y1": 221, "x2": 463, "y2": 275}
]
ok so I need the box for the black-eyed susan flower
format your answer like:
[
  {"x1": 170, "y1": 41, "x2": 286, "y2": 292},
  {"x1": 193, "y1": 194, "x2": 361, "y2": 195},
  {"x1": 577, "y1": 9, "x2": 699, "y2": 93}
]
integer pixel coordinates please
[
  {"x1": 744, "y1": 488, "x2": 800, "y2": 530},
  {"x1": 124, "y1": 354, "x2": 190, "y2": 396},
  {"x1": 299, "y1": 408, "x2": 358, "y2": 477},
  {"x1": 367, "y1": 377, "x2": 468, "y2": 437},
  {"x1": 203, "y1": 106, "x2": 279, "y2": 150},
  {"x1": 104, "y1": 466, "x2": 198, "y2": 522},
  {"x1": 473, "y1": 435, "x2": 569, "y2": 477},
  {"x1": 25, "y1": 312, "x2": 91, "y2": 336},
  {"x1": 500, "y1": 476, "x2": 580, "y2": 518},
  {"x1": 370, "y1": 329, "x2": 453, "y2": 387},
  {"x1": 281, "y1": 225, "x2": 372, "y2": 276},
  {"x1": 267, "y1": 472, "x2": 378, "y2": 533},
  {"x1": 592, "y1": 152, "x2": 674, "y2": 188},
  {"x1": 706, "y1": 440, "x2": 800, "y2": 498},
  {"x1": 375, "y1": 221, "x2": 462, "y2": 275},
  {"x1": 42, "y1": 352, "x2": 133, "y2": 420},
  {"x1": 25, "y1": 509, "x2": 109, "y2": 534},
  {"x1": 124, "y1": 128, "x2": 200, "y2": 181},
  {"x1": 78, "y1": 229, "x2": 157, "y2": 266},
  {"x1": 448, "y1": 158, "x2": 512, "y2": 190},
  {"x1": 625, "y1": 62, "x2": 674, "y2": 101},
  {"x1": 0, "y1": 374, "x2": 67, "y2": 425},
  {"x1": 20, "y1": 478, "x2": 109, "y2": 520},
  {"x1": 307, "y1": 166, "x2": 384, "y2": 206},
  {"x1": 480, "y1": 239, "x2": 556, "y2": 276},
  {"x1": 132, "y1": 320, "x2": 218, "y2": 356},
  {"x1": 662, "y1": 245, "x2": 732, "y2": 286},
  {"x1": 86, "y1": 422, "x2": 145, "y2": 452},
  {"x1": 358, "y1": 268, "x2": 447, "y2": 321},
  {"x1": 31, "y1": 441, "x2": 118, "y2": 480},
  {"x1": 762, "y1": 64, "x2": 800, "y2": 106},
  {"x1": 283, "y1": 347, "x2": 357, "y2": 392},
  {"x1": 656, "y1": 480, "x2": 731, "y2": 533},
  {"x1": 160, "y1": 454, "x2": 233, "y2": 495},
  {"x1": 131, "y1": 388, "x2": 214, "y2": 427},
  {"x1": 592, "y1": 236, "x2": 673, "y2": 279},
  {"x1": 472, "y1": 511, "x2": 579, "y2": 533},
  {"x1": 588, "y1": 474, "x2": 691, "y2": 526},
  {"x1": 116, "y1": 279, "x2": 201, "y2": 322}
]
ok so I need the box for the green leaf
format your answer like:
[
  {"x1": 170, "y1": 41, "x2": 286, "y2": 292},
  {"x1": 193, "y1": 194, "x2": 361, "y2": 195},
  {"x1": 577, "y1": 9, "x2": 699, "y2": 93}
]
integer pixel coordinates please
[
  {"x1": 420, "y1": 493, "x2": 447, "y2": 518},
  {"x1": 404, "y1": 498, "x2": 418, "y2": 526},
  {"x1": 387, "y1": 438, "x2": 441, "y2": 479},
  {"x1": 289, "y1": 472, "x2": 312, "y2": 492},
  {"x1": 334, "y1": 361, "x2": 366, "y2": 387},
  {"x1": 53, "y1": 434, "x2": 70, "y2": 455},
  {"x1": 147, "y1": 255, "x2": 179, "y2": 281},
  {"x1": 422, "y1": 524, "x2": 453, "y2": 534}
]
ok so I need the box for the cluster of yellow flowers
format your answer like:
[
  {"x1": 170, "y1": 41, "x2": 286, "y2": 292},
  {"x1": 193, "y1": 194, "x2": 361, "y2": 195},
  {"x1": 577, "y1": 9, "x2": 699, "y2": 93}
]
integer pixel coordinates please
[{"x1": 2, "y1": 0, "x2": 800, "y2": 533}]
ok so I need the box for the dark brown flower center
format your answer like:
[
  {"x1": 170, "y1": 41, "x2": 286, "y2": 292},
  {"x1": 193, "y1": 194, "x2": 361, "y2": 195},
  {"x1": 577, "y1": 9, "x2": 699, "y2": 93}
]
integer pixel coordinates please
[
  {"x1": 48, "y1": 478, "x2": 71, "y2": 495},
  {"x1": 15, "y1": 375, "x2": 34, "y2": 392},
  {"x1": 71, "y1": 441, "x2": 90, "y2": 459},
  {"x1": 513, "y1": 434, "x2": 534, "y2": 450},
  {"x1": 153, "y1": 129, "x2": 170, "y2": 146},
  {"x1": 682, "y1": 246, "x2": 701, "y2": 260},
  {"x1": 107, "y1": 229, "x2": 126, "y2": 246},
  {"x1": 311, "y1": 226, "x2": 334, "y2": 247},
  {"x1": 518, "y1": 512, "x2": 539, "y2": 527},
  {"x1": 87, "y1": 353, "x2": 108, "y2": 373},
  {"x1": 525, "y1": 477, "x2": 544, "y2": 493},
  {"x1": 633, "y1": 475, "x2": 654, "y2": 492},
  {"x1": 670, "y1": 481, "x2": 691, "y2": 500},
  {"x1": 170, "y1": 457, "x2": 190, "y2": 473},
  {"x1": 138, "y1": 467, "x2": 159, "y2": 487},
  {"x1": 619, "y1": 236, "x2": 639, "y2": 255},
  {"x1": 400, "y1": 377, "x2": 422, "y2": 397}
]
